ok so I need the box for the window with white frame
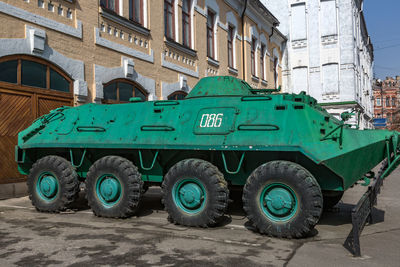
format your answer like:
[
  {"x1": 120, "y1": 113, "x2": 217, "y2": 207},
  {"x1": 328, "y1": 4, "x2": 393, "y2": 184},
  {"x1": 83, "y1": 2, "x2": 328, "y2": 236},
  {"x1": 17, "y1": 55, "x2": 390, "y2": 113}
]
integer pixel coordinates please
[
  {"x1": 182, "y1": 0, "x2": 191, "y2": 47},
  {"x1": 292, "y1": 67, "x2": 308, "y2": 93},
  {"x1": 101, "y1": 0, "x2": 119, "y2": 14},
  {"x1": 207, "y1": 9, "x2": 216, "y2": 59},
  {"x1": 273, "y1": 57, "x2": 278, "y2": 88},
  {"x1": 320, "y1": 0, "x2": 337, "y2": 37},
  {"x1": 260, "y1": 44, "x2": 266, "y2": 80},
  {"x1": 226, "y1": 12, "x2": 238, "y2": 69},
  {"x1": 228, "y1": 25, "x2": 234, "y2": 68},
  {"x1": 322, "y1": 63, "x2": 339, "y2": 95},
  {"x1": 376, "y1": 98, "x2": 381, "y2": 106},
  {"x1": 291, "y1": 3, "x2": 307, "y2": 41},
  {"x1": 130, "y1": 0, "x2": 143, "y2": 25},
  {"x1": 251, "y1": 37, "x2": 257, "y2": 77},
  {"x1": 164, "y1": 0, "x2": 175, "y2": 39}
]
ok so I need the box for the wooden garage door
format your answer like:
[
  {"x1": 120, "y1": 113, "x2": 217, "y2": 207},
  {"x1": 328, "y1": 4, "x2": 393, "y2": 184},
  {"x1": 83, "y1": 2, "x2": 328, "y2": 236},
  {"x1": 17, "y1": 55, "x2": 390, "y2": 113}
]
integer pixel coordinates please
[{"x1": 0, "y1": 55, "x2": 73, "y2": 184}]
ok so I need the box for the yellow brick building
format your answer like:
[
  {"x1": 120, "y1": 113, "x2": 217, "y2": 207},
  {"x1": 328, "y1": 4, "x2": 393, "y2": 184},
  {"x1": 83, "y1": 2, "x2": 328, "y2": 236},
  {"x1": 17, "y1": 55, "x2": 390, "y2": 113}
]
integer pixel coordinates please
[{"x1": 0, "y1": 0, "x2": 285, "y2": 193}]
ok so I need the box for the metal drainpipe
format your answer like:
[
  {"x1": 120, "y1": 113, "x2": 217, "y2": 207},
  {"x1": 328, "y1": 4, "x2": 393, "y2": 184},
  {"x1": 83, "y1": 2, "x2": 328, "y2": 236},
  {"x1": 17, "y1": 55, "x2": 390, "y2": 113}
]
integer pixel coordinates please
[{"x1": 241, "y1": 0, "x2": 248, "y2": 81}]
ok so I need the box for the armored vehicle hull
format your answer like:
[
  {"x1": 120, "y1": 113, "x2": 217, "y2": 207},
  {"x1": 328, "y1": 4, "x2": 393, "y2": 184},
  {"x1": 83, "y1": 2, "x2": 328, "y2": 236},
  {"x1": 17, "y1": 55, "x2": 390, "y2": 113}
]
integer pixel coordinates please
[{"x1": 16, "y1": 76, "x2": 400, "y2": 238}]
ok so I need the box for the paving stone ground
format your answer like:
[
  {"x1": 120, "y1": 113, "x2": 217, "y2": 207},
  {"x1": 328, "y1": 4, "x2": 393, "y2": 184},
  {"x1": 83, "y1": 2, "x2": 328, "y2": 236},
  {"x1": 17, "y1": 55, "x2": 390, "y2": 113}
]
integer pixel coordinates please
[{"x1": 1, "y1": 167, "x2": 399, "y2": 266}]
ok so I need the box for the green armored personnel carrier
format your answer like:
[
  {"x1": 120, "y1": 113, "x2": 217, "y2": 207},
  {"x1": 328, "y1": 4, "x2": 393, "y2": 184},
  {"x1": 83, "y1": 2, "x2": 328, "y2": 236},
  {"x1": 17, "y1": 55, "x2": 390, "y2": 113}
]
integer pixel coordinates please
[{"x1": 16, "y1": 76, "x2": 400, "y2": 238}]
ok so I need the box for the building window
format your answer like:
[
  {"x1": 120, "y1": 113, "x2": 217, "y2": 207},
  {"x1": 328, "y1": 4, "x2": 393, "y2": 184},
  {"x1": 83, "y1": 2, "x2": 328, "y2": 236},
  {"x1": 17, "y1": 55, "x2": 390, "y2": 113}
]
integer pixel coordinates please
[
  {"x1": 227, "y1": 25, "x2": 234, "y2": 68},
  {"x1": 392, "y1": 97, "x2": 397, "y2": 107},
  {"x1": 320, "y1": 0, "x2": 337, "y2": 37},
  {"x1": 386, "y1": 97, "x2": 390, "y2": 107},
  {"x1": 273, "y1": 57, "x2": 278, "y2": 88},
  {"x1": 164, "y1": 0, "x2": 175, "y2": 39},
  {"x1": 129, "y1": 0, "x2": 143, "y2": 25},
  {"x1": 376, "y1": 98, "x2": 381, "y2": 106},
  {"x1": 103, "y1": 79, "x2": 148, "y2": 104},
  {"x1": 292, "y1": 67, "x2": 308, "y2": 93},
  {"x1": 260, "y1": 44, "x2": 266, "y2": 80},
  {"x1": 101, "y1": 0, "x2": 119, "y2": 14},
  {"x1": 207, "y1": 10, "x2": 215, "y2": 59},
  {"x1": 251, "y1": 37, "x2": 257, "y2": 76},
  {"x1": 291, "y1": 3, "x2": 307, "y2": 41},
  {"x1": 322, "y1": 63, "x2": 339, "y2": 95},
  {"x1": 0, "y1": 56, "x2": 72, "y2": 93},
  {"x1": 182, "y1": 0, "x2": 191, "y2": 47},
  {"x1": 168, "y1": 90, "x2": 187, "y2": 100}
]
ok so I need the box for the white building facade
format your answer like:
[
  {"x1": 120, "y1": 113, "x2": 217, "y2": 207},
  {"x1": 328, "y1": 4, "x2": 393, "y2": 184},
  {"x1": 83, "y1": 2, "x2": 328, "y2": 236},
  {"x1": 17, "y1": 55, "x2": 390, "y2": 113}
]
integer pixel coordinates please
[{"x1": 262, "y1": 0, "x2": 374, "y2": 128}]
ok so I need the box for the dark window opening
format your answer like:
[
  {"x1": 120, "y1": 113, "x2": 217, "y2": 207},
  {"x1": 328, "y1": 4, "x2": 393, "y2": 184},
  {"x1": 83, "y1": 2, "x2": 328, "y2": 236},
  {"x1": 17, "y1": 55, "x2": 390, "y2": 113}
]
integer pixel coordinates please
[
  {"x1": 228, "y1": 25, "x2": 234, "y2": 68},
  {"x1": 260, "y1": 44, "x2": 265, "y2": 80},
  {"x1": 207, "y1": 10, "x2": 215, "y2": 59},
  {"x1": 0, "y1": 56, "x2": 72, "y2": 93},
  {"x1": 103, "y1": 80, "x2": 148, "y2": 104},
  {"x1": 0, "y1": 60, "x2": 18, "y2": 84},
  {"x1": 101, "y1": 0, "x2": 119, "y2": 14},
  {"x1": 251, "y1": 37, "x2": 257, "y2": 76},
  {"x1": 168, "y1": 90, "x2": 187, "y2": 100},
  {"x1": 129, "y1": 0, "x2": 143, "y2": 25},
  {"x1": 182, "y1": 0, "x2": 191, "y2": 47},
  {"x1": 164, "y1": 0, "x2": 175, "y2": 39}
]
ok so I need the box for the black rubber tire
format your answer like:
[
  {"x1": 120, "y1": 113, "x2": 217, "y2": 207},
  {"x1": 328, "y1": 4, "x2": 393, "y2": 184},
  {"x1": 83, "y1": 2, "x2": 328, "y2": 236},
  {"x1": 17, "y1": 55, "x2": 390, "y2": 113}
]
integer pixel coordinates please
[
  {"x1": 243, "y1": 160, "x2": 323, "y2": 238},
  {"x1": 86, "y1": 156, "x2": 143, "y2": 218},
  {"x1": 27, "y1": 155, "x2": 80, "y2": 212},
  {"x1": 323, "y1": 191, "x2": 343, "y2": 209},
  {"x1": 161, "y1": 159, "x2": 229, "y2": 227}
]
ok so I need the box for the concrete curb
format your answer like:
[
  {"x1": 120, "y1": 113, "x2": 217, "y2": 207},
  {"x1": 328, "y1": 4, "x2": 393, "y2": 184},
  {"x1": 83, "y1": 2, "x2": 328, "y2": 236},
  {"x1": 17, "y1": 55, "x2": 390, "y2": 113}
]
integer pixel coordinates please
[{"x1": 0, "y1": 182, "x2": 28, "y2": 200}]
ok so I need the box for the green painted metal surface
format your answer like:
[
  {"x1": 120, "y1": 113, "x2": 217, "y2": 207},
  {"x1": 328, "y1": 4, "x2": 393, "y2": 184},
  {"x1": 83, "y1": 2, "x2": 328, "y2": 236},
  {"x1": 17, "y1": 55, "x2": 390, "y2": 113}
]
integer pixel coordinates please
[
  {"x1": 173, "y1": 178, "x2": 206, "y2": 214},
  {"x1": 36, "y1": 172, "x2": 59, "y2": 202},
  {"x1": 260, "y1": 183, "x2": 298, "y2": 222},
  {"x1": 96, "y1": 174, "x2": 122, "y2": 208},
  {"x1": 16, "y1": 76, "x2": 400, "y2": 192}
]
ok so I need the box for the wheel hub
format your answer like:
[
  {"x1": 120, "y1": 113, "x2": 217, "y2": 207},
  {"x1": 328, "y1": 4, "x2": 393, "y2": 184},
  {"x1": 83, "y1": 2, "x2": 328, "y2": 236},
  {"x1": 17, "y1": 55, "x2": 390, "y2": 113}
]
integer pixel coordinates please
[
  {"x1": 173, "y1": 178, "x2": 207, "y2": 214},
  {"x1": 178, "y1": 183, "x2": 203, "y2": 209},
  {"x1": 261, "y1": 183, "x2": 297, "y2": 221},
  {"x1": 100, "y1": 178, "x2": 120, "y2": 202},
  {"x1": 96, "y1": 175, "x2": 122, "y2": 207},
  {"x1": 39, "y1": 175, "x2": 58, "y2": 198}
]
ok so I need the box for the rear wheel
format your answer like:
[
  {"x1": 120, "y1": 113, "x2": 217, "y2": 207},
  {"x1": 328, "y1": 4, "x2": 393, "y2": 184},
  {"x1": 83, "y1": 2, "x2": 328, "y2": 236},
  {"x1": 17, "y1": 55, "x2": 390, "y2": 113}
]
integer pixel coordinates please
[
  {"x1": 162, "y1": 159, "x2": 229, "y2": 227},
  {"x1": 27, "y1": 155, "x2": 80, "y2": 212},
  {"x1": 243, "y1": 161, "x2": 323, "y2": 238},
  {"x1": 86, "y1": 156, "x2": 143, "y2": 218}
]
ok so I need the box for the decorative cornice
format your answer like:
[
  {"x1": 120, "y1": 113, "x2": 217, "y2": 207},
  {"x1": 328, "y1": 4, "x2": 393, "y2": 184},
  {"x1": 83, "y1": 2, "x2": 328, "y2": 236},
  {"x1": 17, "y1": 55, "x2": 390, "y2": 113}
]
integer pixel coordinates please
[
  {"x1": 100, "y1": 8, "x2": 150, "y2": 36},
  {"x1": 0, "y1": 2, "x2": 82, "y2": 39},
  {"x1": 165, "y1": 38, "x2": 197, "y2": 57},
  {"x1": 95, "y1": 28, "x2": 154, "y2": 63},
  {"x1": 161, "y1": 54, "x2": 199, "y2": 78}
]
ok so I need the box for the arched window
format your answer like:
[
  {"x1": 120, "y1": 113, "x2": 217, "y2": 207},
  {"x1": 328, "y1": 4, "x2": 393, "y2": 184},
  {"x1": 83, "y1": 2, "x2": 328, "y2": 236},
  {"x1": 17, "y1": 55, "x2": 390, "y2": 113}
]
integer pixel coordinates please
[
  {"x1": 0, "y1": 55, "x2": 72, "y2": 93},
  {"x1": 103, "y1": 79, "x2": 148, "y2": 104},
  {"x1": 168, "y1": 90, "x2": 187, "y2": 100}
]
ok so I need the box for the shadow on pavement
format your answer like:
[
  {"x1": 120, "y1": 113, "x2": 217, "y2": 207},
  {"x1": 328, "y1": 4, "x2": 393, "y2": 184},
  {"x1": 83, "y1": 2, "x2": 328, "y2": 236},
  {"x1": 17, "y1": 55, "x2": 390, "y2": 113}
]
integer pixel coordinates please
[{"x1": 319, "y1": 202, "x2": 385, "y2": 226}]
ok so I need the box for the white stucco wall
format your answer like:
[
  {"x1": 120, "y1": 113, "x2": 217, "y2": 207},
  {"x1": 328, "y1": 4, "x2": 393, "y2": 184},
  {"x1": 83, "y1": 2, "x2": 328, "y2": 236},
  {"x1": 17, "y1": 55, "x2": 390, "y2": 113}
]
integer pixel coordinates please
[{"x1": 261, "y1": 0, "x2": 374, "y2": 128}]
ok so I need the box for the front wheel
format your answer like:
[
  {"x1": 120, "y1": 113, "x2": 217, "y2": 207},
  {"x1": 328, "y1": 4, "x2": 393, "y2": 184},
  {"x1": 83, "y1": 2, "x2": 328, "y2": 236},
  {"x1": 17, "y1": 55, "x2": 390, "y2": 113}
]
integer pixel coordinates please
[
  {"x1": 27, "y1": 155, "x2": 80, "y2": 212},
  {"x1": 243, "y1": 161, "x2": 323, "y2": 238},
  {"x1": 162, "y1": 159, "x2": 229, "y2": 227}
]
